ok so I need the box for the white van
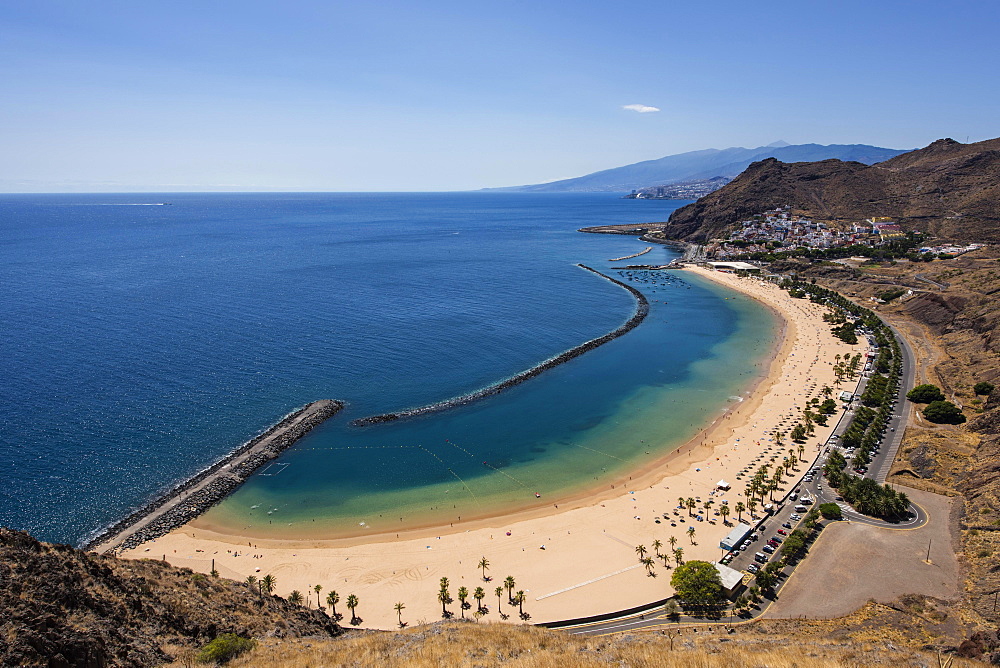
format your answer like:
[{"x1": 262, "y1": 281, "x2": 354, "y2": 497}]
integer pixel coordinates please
[{"x1": 794, "y1": 504, "x2": 808, "y2": 513}]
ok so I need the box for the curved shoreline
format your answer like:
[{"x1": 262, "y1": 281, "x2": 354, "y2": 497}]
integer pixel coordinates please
[
  {"x1": 350, "y1": 265, "x2": 649, "y2": 426},
  {"x1": 117, "y1": 265, "x2": 870, "y2": 631},
  {"x1": 83, "y1": 400, "x2": 343, "y2": 553}
]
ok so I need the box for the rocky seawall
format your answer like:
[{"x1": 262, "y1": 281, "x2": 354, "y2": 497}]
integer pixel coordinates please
[
  {"x1": 352, "y1": 265, "x2": 648, "y2": 426},
  {"x1": 82, "y1": 399, "x2": 343, "y2": 553}
]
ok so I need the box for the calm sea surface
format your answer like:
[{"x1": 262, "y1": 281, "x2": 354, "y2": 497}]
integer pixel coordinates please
[{"x1": 0, "y1": 193, "x2": 776, "y2": 545}]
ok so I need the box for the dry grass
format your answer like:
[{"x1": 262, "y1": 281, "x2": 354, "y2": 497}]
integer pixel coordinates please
[{"x1": 162, "y1": 620, "x2": 989, "y2": 667}]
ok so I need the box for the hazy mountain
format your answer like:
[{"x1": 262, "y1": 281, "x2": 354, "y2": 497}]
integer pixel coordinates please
[{"x1": 485, "y1": 143, "x2": 909, "y2": 193}]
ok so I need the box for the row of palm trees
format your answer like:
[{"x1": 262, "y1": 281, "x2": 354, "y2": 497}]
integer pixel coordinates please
[
  {"x1": 832, "y1": 352, "x2": 863, "y2": 386},
  {"x1": 435, "y1": 562, "x2": 529, "y2": 622},
  {"x1": 634, "y1": 536, "x2": 691, "y2": 577},
  {"x1": 245, "y1": 574, "x2": 362, "y2": 625}
]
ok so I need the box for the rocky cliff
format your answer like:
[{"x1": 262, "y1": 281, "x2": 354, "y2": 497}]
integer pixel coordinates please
[
  {"x1": 0, "y1": 528, "x2": 341, "y2": 667},
  {"x1": 663, "y1": 137, "x2": 1000, "y2": 242}
]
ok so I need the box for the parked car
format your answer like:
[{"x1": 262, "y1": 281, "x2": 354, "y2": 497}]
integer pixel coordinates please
[
  {"x1": 777, "y1": 529, "x2": 787, "y2": 535},
  {"x1": 782, "y1": 522, "x2": 792, "y2": 529},
  {"x1": 762, "y1": 545, "x2": 775, "y2": 554},
  {"x1": 790, "y1": 514, "x2": 801, "y2": 521},
  {"x1": 770, "y1": 536, "x2": 783, "y2": 543},
  {"x1": 747, "y1": 563, "x2": 760, "y2": 573}
]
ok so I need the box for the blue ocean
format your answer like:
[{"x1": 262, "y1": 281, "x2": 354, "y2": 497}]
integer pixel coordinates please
[{"x1": 0, "y1": 193, "x2": 776, "y2": 545}]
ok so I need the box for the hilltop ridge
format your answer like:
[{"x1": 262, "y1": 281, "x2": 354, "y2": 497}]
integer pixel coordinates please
[
  {"x1": 483, "y1": 142, "x2": 907, "y2": 193},
  {"x1": 662, "y1": 137, "x2": 1000, "y2": 242}
]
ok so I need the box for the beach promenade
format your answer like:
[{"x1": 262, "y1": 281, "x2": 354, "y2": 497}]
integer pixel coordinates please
[{"x1": 118, "y1": 268, "x2": 859, "y2": 629}]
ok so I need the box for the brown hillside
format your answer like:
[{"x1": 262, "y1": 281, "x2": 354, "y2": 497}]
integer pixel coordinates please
[
  {"x1": 664, "y1": 137, "x2": 1000, "y2": 242},
  {"x1": 0, "y1": 528, "x2": 341, "y2": 667}
]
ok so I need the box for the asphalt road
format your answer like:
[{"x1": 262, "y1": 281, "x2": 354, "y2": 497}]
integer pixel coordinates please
[{"x1": 866, "y1": 322, "x2": 917, "y2": 483}]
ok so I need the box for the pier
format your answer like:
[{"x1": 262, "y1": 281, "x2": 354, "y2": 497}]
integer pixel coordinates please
[
  {"x1": 352, "y1": 265, "x2": 648, "y2": 426},
  {"x1": 83, "y1": 399, "x2": 343, "y2": 554}
]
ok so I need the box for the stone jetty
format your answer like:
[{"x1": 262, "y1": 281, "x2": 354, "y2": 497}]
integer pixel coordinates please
[
  {"x1": 609, "y1": 246, "x2": 653, "y2": 262},
  {"x1": 83, "y1": 399, "x2": 343, "y2": 554},
  {"x1": 352, "y1": 265, "x2": 648, "y2": 426}
]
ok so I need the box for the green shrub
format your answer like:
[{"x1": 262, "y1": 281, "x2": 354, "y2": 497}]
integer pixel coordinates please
[
  {"x1": 974, "y1": 381, "x2": 995, "y2": 396},
  {"x1": 923, "y1": 400, "x2": 966, "y2": 424},
  {"x1": 907, "y1": 384, "x2": 944, "y2": 403},
  {"x1": 818, "y1": 503, "x2": 843, "y2": 520},
  {"x1": 197, "y1": 634, "x2": 256, "y2": 664}
]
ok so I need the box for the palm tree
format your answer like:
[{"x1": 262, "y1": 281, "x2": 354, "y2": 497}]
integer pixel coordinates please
[
  {"x1": 288, "y1": 590, "x2": 304, "y2": 605},
  {"x1": 673, "y1": 547, "x2": 684, "y2": 566},
  {"x1": 260, "y1": 574, "x2": 275, "y2": 595},
  {"x1": 735, "y1": 501, "x2": 746, "y2": 522},
  {"x1": 495, "y1": 586, "x2": 504, "y2": 613},
  {"x1": 747, "y1": 498, "x2": 758, "y2": 516},
  {"x1": 641, "y1": 556, "x2": 655, "y2": 576},
  {"x1": 313, "y1": 584, "x2": 323, "y2": 609},
  {"x1": 635, "y1": 544, "x2": 647, "y2": 560},
  {"x1": 326, "y1": 590, "x2": 340, "y2": 620},
  {"x1": 686, "y1": 497, "x2": 696, "y2": 516},
  {"x1": 797, "y1": 444, "x2": 805, "y2": 461},
  {"x1": 474, "y1": 586, "x2": 486, "y2": 613},
  {"x1": 478, "y1": 556, "x2": 491, "y2": 581},
  {"x1": 686, "y1": 526, "x2": 696, "y2": 544},
  {"x1": 457, "y1": 586, "x2": 469, "y2": 618},
  {"x1": 346, "y1": 594, "x2": 359, "y2": 624},
  {"x1": 504, "y1": 576, "x2": 516, "y2": 603},
  {"x1": 245, "y1": 575, "x2": 258, "y2": 590},
  {"x1": 438, "y1": 578, "x2": 451, "y2": 617},
  {"x1": 822, "y1": 385, "x2": 833, "y2": 399},
  {"x1": 514, "y1": 590, "x2": 526, "y2": 618},
  {"x1": 394, "y1": 601, "x2": 406, "y2": 628},
  {"x1": 668, "y1": 535, "x2": 677, "y2": 550},
  {"x1": 719, "y1": 504, "x2": 730, "y2": 525}
]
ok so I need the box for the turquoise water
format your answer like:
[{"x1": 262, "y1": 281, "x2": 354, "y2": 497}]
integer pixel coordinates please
[
  {"x1": 0, "y1": 193, "x2": 776, "y2": 545},
  {"x1": 206, "y1": 271, "x2": 776, "y2": 539}
]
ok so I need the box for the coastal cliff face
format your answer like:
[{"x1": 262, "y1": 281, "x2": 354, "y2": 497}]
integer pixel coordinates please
[
  {"x1": 663, "y1": 137, "x2": 1000, "y2": 242},
  {"x1": 0, "y1": 528, "x2": 341, "y2": 667}
]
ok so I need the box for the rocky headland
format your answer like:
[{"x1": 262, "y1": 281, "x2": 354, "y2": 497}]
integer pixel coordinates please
[{"x1": 662, "y1": 137, "x2": 1000, "y2": 242}]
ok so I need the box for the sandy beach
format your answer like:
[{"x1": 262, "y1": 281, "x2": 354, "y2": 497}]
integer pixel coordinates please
[{"x1": 119, "y1": 267, "x2": 860, "y2": 629}]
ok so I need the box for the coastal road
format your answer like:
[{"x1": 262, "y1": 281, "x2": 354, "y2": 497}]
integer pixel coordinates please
[{"x1": 865, "y1": 322, "x2": 917, "y2": 483}]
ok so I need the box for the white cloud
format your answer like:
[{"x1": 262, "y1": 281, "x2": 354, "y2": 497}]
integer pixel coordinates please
[{"x1": 622, "y1": 104, "x2": 660, "y2": 113}]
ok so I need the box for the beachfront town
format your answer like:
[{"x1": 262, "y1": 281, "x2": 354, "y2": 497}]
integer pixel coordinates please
[{"x1": 703, "y1": 206, "x2": 982, "y2": 260}]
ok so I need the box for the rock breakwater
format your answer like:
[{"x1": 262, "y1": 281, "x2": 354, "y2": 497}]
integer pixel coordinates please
[
  {"x1": 83, "y1": 399, "x2": 342, "y2": 553},
  {"x1": 352, "y1": 265, "x2": 648, "y2": 426}
]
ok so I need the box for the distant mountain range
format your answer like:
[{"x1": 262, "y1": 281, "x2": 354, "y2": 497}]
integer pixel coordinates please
[
  {"x1": 663, "y1": 137, "x2": 1000, "y2": 242},
  {"x1": 484, "y1": 142, "x2": 910, "y2": 193}
]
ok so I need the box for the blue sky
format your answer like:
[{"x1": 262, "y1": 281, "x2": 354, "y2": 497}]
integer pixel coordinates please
[{"x1": 2, "y1": 1, "x2": 998, "y2": 191}]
